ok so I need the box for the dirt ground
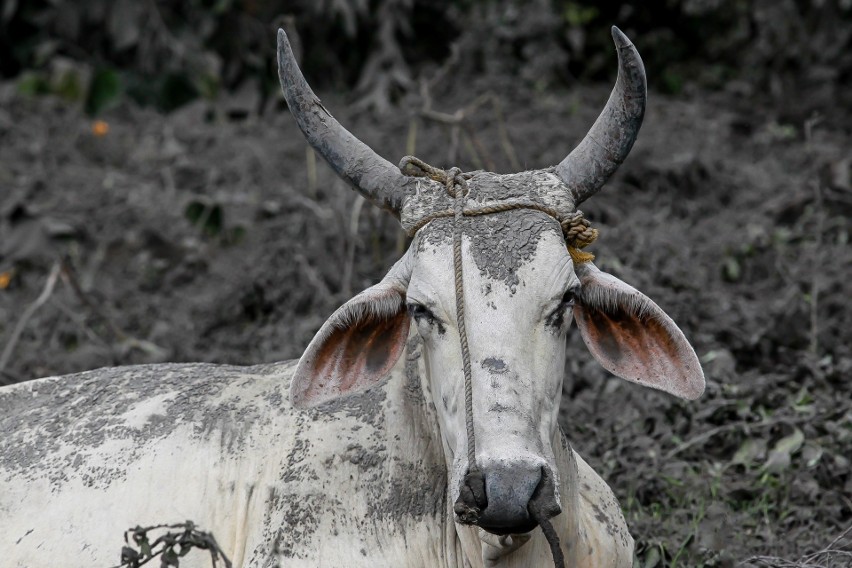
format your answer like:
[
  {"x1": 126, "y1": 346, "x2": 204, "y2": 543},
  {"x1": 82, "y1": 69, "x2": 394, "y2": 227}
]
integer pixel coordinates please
[{"x1": 0, "y1": 69, "x2": 850, "y2": 566}]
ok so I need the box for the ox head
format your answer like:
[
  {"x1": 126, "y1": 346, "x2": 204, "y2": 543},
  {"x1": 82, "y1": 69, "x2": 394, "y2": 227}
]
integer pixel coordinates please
[{"x1": 280, "y1": 28, "x2": 704, "y2": 536}]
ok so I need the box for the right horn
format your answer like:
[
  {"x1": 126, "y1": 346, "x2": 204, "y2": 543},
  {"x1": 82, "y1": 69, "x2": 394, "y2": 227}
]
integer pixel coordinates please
[
  {"x1": 277, "y1": 29, "x2": 407, "y2": 217},
  {"x1": 554, "y1": 26, "x2": 647, "y2": 206}
]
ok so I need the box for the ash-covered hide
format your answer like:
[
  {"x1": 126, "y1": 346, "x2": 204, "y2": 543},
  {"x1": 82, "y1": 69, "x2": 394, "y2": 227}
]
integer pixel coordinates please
[{"x1": 399, "y1": 170, "x2": 577, "y2": 235}]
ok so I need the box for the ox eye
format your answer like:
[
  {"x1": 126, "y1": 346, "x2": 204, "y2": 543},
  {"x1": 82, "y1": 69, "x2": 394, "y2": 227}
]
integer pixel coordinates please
[
  {"x1": 407, "y1": 302, "x2": 447, "y2": 336},
  {"x1": 560, "y1": 288, "x2": 577, "y2": 308},
  {"x1": 407, "y1": 302, "x2": 435, "y2": 322},
  {"x1": 546, "y1": 288, "x2": 578, "y2": 329}
]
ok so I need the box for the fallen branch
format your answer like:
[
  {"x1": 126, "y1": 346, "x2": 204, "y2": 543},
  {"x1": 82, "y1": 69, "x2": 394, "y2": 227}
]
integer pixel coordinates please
[
  {"x1": 111, "y1": 520, "x2": 232, "y2": 568},
  {"x1": 740, "y1": 524, "x2": 852, "y2": 567}
]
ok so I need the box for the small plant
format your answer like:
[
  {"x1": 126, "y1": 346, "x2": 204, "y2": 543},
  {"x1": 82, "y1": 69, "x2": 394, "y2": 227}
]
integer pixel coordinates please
[{"x1": 113, "y1": 521, "x2": 232, "y2": 568}]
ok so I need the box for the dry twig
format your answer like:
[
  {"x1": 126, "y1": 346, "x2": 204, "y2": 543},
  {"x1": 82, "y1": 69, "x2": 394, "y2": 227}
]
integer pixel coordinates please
[
  {"x1": 804, "y1": 114, "x2": 824, "y2": 355},
  {"x1": 59, "y1": 259, "x2": 167, "y2": 359},
  {"x1": 418, "y1": 81, "x2": 521, "y2": 171},
  {"x1": 340, "y1": 196, "x2": 365, "y2": 298},
  {"x1": 740, "y1": 524, "x2": 852, "y2": 567},
  {"x1": 0, "y1": 262, "x2": 61, "y2": 375}
]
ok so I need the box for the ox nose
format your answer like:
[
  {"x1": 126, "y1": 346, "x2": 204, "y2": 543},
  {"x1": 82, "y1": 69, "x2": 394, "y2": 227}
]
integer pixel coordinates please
[{"x1": 455, "y1": 459, "x2": 561, "y2": 534}]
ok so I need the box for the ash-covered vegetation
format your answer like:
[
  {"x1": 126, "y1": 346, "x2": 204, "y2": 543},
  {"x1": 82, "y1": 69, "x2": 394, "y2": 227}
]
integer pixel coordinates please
[{"x1": 0, "y1": 1, "x2": 850, "y2": 566}]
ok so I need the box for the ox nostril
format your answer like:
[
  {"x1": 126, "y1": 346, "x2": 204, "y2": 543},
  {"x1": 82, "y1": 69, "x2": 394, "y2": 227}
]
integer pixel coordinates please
[
  {"x1": 454, "y1": 469, "x2": 488, "y2": 524},
  {"x1": 529, "y1": 466, "x2": 561, "y2": 519}
]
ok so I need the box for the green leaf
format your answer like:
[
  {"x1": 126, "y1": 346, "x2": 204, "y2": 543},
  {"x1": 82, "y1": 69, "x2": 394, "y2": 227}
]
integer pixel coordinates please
[
  {"x1": 85, "y1": 68, "x2": 122, "y2": 116},
  {"x1": 158, "y1": 73, "x2": 200, "y2": 113},
  {"x1": 563, "y1": 3, "x2": 598, "y2": 26},
  {"x1": 17, "y1": 72, "x2": 51, "y2": 97},
  {"x1": 140, "y1": 538, "x2": 152, "y2": 558},
  {"x1": 54, "y1": 69, "x2": 84, "y2": 102},
  {"x1": 723, "y1": 256, "x2": 740, "y2": 282},
  {"x1": 161, "y1": 548, "x2": 180, "y2": 567},
  {"x1": 121, "y1": 545, "x2": 140, "y2": 563},
  {"x1": 184, "y1": 200, "x2": 224, "y2": 236}
]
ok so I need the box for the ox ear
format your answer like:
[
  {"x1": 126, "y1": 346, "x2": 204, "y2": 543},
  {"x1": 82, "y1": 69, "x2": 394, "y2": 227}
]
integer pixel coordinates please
[
  {"x1": 291, "y1": 257, "x2": 412, "y2": 409},
  {"x1": 572, "y1": 262, "x2": 705, "y2": 400}
]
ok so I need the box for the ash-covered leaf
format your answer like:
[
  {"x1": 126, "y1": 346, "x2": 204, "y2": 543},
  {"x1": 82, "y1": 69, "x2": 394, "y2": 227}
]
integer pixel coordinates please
[
  {"x1": 763, "y1": 427, "x2": 804, "y2": 473},
  {"x1": 732, "y1": 437, "x2": 767, "y2": 468}
]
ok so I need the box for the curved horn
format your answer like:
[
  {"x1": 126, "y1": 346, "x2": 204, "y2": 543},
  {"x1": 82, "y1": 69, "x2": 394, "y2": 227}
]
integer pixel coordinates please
[
  {"x1": 277, "y1": 29, "x2": 406, "y2": 217},
  {"x1": 555, "y1": 26, "x2": 647, "y2": 206}
]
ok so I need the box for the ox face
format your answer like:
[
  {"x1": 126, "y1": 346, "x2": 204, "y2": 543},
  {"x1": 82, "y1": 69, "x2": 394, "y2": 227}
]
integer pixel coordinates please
[
  {"x1": 290, "y1": 211, "x2": 577, "y2": 534},
  {"x1": 407, "y1": 213, "x2": 573, "y2": 533}
]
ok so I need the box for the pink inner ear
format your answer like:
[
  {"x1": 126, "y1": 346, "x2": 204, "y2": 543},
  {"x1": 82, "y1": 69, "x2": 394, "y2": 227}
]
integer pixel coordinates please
[
  {"x1": 292, "y1": 307, "x2": 410, "y2": 408},
  {"x1": 573, "y1": 265, "x2": 704, "y2": 400}
]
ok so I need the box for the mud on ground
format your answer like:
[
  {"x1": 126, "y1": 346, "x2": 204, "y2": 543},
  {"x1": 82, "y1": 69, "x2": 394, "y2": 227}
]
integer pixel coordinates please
[{"x1": 0, "y1": 76, "x2": 850, "y2": 566}]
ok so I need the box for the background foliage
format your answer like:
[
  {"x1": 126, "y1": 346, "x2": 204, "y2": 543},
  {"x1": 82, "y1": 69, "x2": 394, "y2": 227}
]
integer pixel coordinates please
[{"x1": 3, "y1": 0, "x2": 851, "y2": 115}]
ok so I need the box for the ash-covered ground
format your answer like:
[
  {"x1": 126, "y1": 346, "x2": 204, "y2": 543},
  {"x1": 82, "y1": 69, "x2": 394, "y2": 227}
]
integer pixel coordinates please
[{"x1": 0, "y1": 72, "x2": 850, "y2": 565}]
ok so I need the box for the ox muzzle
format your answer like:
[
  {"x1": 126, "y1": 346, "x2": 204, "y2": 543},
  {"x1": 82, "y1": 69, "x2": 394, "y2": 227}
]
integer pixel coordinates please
[{"x1": 455, "y1": 457, "x2": 561, "y2": 535}]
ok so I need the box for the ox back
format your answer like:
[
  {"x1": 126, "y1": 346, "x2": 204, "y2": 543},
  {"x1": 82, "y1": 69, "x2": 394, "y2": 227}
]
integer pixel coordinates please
[{"x1": 0, "y1": 337, "x2": 630, "y2": 567}]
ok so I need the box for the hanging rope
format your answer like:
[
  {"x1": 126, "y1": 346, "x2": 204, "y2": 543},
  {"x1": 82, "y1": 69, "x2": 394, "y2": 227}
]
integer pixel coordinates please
[
  {"x1": 444, "y1": 166, "x2": 478, "y2": 472},
  {"x1": 439, "y1": 165, "x2": 489, "y2": 527},
  {"x1": 529, "y1": 501, "x2": 566, "y2": 568},
  {"x1": 400, "y1": 155, "x2": 579, "y2": 568}
]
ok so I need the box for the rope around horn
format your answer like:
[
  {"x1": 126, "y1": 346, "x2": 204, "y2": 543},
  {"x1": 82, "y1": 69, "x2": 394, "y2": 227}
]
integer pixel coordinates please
[
  {"x1": 399, "y1": 156, "x2": 598, "y2": 260},
  {"x1": 400, "y1": 156, "x2": 584, "y2": 568}
]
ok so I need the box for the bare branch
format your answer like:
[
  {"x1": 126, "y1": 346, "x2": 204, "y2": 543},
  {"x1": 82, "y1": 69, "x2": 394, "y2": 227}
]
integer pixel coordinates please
[{"x1": 0, "y1": 262, "x2": 61, "y2": 375}]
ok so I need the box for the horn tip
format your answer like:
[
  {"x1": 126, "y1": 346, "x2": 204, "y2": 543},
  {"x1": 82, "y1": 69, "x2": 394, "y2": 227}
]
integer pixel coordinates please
[
  {"x1": 277, "y1": 28, "x2": 288, "y2": 46},
  {"x1": 610, "y1": 26, "x2": 632, "y2": 48}
]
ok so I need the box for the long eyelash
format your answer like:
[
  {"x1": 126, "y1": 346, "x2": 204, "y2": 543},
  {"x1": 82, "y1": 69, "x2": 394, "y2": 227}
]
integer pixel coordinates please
[
  {"x1": 407, "y1": 303, "x2": 433, "y2": 319},
  {"x1": 545, "y1": 289, "x2": 577, "y2": 329},
  {"x1": 408, "y1": 303, "x2": 447, "y2": 335}
]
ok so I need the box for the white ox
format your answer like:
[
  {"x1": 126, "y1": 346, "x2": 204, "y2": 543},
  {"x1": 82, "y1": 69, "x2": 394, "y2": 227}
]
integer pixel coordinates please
[{"x1": 0, "y1": 27, "x2": 704, "y2": 568}]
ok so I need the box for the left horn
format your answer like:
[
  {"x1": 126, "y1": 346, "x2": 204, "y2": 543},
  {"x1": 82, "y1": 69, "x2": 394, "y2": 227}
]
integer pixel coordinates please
[
  {"x1": 277, "y1": 29, "x2": 406, "y2": 217},
  {"x1": 554, "y1": 26, "x2": 647, "y2": 206}
]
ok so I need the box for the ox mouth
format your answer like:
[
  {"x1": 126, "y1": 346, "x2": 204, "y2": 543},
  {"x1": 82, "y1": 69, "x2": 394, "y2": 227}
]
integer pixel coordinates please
[{"x1": 477, "y1": 520, "x2": 538, "y2": 536}]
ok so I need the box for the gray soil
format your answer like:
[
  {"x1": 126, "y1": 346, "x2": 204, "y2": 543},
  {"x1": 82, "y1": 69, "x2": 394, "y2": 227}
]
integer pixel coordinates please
[{"x1": 0, "y1": 75, "x2": 850, "y2": 565}]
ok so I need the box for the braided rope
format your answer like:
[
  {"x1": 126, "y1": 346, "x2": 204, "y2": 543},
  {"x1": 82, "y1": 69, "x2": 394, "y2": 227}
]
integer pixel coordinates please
[{"x1": 443, "y1": 168, "x2": 479, "y2": 475}]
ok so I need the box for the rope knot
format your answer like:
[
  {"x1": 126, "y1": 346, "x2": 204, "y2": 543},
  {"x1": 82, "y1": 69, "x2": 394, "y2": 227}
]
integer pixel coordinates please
[
  {"x1": 399, "y1": 156, "x2": 470, "y2": 199},
  {"x1": 562, "y1": 211, "x2": 598, "y2": 264},
  {"x1": 399, "y1": 155, "x2": 598, "y2": 264}
]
